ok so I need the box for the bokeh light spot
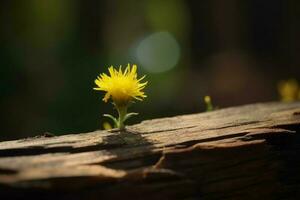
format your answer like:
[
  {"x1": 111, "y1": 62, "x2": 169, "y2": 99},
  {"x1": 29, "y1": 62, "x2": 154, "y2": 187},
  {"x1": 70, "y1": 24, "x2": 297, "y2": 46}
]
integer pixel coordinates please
[{"x1": 136, "y1": 32, "x2": 180, "y2": 73}]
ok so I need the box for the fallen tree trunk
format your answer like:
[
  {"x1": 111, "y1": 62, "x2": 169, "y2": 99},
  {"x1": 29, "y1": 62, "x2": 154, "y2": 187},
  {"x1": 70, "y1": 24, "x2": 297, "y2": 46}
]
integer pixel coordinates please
[{"x1": 0, "y1": 102, "x2": 300, "y2": 199}]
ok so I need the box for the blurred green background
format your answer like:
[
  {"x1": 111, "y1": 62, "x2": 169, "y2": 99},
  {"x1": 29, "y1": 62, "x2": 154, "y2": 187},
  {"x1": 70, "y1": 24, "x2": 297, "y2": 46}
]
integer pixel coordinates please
[{"x1": 1, "y1": 0, "x2": 300, "y2": 140}]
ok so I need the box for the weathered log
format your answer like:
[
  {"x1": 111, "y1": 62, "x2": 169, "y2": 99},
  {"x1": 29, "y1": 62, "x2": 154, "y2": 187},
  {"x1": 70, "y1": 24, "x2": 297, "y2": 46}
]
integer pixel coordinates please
[{"x1": 0, "y1": 102, "x2": 300, "y2": 199}]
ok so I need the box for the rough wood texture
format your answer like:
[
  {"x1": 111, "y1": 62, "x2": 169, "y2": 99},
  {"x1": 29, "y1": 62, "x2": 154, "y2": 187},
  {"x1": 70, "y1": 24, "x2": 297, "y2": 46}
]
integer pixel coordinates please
[{"x1": 0, "y1": 102, "x2": 300, "y2": 199}]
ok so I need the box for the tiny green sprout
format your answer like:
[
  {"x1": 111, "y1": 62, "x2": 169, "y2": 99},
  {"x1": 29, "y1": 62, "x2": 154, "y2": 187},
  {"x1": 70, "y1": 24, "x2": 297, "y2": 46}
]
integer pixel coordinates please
[
  {"x1": 204, "y1": 95, "x2": 214, "y2": 112},
  {"x1": 94, "y1": 64, "x2": 147, "y2": 130}
]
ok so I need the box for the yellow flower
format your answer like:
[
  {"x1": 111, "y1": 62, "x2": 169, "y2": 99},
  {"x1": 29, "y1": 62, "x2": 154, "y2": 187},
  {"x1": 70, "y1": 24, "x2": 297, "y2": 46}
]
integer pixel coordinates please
[
  {"x1": 102, "y1": 121, "x2": 112, "y2": 130},
  {"x1": 94, "y1": 64, "x2": 147, "y2": 106},
  {"x1": 94, "y1": 64, "x2": 147, "y2": 130},
  {"x1": 278, "y1": 79, "x2": 299, "y2": 102},
  {"x1": 204, "y1": 96, "x2": 211, "y2": 104},
  {"x1": 204, "y1": 95, "x2": 213, "y2": 111}
]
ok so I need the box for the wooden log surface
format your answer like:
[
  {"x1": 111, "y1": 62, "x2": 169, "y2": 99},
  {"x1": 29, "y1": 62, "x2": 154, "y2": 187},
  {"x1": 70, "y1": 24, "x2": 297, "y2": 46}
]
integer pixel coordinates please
[{"x1": 0, "y1": 102, "x2": 300, "y2": 199}]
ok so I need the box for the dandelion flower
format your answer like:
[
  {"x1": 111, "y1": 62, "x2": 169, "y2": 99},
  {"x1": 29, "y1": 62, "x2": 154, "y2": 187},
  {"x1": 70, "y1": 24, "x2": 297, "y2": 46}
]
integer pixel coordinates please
[
  {"x1": 94, "y1": 64, "x2": 147, "y2": 130},
  {"x1": 94, "y1": 64, "x2": 147, "y2": 106}
]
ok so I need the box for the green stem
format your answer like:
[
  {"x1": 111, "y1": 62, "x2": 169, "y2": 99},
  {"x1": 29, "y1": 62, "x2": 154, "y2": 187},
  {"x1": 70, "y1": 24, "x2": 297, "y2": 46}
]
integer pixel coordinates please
[
  {"x1": 207, "y1": 102, "x2": 213, "y2": 112},
  {"x1": 116, "y1": 106, "x2": 127, "y2": 130}
]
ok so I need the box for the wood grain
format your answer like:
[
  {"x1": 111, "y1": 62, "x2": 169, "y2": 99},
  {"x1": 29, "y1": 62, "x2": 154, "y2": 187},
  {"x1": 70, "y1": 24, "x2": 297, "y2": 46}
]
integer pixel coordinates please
[{"x1": 0, "y1": 102, "x2": 300, "y2": 199}]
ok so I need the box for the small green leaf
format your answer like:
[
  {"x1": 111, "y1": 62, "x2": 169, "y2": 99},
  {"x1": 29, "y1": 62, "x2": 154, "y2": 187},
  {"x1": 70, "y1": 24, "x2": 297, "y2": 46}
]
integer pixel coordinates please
[
  {"x1": 124, "y1": 112, "x2": 138, "y2": 122},
  {"x1": 103, "y1": 114, "x2": 118, "y2": 127}
]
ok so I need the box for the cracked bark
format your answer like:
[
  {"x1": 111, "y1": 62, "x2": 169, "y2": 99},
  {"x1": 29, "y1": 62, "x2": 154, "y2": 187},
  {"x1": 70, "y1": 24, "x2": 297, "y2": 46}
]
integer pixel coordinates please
[{"x1": 0, "y1": 102, "x2": 300, "y2": 199}]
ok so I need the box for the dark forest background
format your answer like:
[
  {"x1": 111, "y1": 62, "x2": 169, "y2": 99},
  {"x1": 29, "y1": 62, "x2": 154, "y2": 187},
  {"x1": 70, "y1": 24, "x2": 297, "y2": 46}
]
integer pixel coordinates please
[{"x1": 1, "y1": 0, "x2": 300, "y2": 140}]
